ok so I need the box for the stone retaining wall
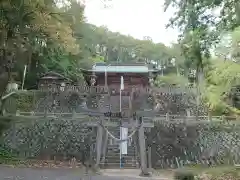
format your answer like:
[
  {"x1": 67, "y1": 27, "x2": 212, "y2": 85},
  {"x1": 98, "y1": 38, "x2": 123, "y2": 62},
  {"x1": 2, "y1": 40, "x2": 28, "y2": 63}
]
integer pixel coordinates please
[
  {"x1": 2, "y1": 118, "x2": 96, "y2": 161},
  {"x1": 149, "y1": 121, "x2": 240, "y2": 168},
  {"x1": 2, "y1": 117, "x2": 240, "y2": 169}
]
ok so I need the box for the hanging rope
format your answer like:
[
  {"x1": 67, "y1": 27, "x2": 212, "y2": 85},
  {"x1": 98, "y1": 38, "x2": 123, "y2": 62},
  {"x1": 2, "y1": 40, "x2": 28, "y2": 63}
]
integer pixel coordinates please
[{"x1": 97, "y1": 121, "x2": 143, "y2": 143}]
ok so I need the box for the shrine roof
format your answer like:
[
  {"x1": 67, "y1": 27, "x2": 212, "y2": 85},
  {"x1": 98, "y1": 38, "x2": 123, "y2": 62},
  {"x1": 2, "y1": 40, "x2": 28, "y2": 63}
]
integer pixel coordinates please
[
  {"x1": 92, "y1": 65, "x2": 149, "y2": 73},
  {"x1": 39, "y1": 71, "x2": 72, "y2": 81},
  {"x1": 80, "y1": 63, "x2": 160, "y2": 75}
]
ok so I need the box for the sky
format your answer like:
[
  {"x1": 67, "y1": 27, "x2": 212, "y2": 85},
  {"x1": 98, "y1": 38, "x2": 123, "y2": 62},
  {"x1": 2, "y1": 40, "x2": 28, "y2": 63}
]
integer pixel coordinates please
[{"x1": 84, "y1": 0, "x2": 179, "y2": 46}]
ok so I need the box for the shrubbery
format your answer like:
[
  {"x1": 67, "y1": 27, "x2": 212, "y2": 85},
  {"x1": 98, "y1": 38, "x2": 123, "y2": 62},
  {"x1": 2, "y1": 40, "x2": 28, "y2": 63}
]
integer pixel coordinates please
[{"x1": 174, "y1": 171, "x2": 195, "y2": 180}]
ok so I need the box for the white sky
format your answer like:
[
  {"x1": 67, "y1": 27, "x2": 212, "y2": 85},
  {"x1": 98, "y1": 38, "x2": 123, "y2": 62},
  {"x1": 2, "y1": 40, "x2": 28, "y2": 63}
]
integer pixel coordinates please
[{"x1": 84, "y1": 0, "x2": 179, "y2": 46}]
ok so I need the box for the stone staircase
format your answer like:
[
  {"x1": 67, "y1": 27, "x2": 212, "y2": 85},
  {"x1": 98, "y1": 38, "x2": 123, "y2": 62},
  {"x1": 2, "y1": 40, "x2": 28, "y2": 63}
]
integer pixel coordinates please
[
  {"x1": 87, "y1": 94, "x2": 139, "y2": 169},
  {"x1": 100, "y1": 126, "x2": 139, "y2": 169}
]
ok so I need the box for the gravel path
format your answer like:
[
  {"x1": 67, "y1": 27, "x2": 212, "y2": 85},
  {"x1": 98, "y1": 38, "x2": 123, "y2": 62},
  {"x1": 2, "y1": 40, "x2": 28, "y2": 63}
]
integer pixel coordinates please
[{"x1": 0, "y1": 166, "x2": 170, "y2": 180}]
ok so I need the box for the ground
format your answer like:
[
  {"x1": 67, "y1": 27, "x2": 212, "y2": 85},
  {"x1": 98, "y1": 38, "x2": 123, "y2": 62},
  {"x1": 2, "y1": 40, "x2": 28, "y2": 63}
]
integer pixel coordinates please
[{"x1": 0, "y1": 166, "x2": 171, "y2": 180}]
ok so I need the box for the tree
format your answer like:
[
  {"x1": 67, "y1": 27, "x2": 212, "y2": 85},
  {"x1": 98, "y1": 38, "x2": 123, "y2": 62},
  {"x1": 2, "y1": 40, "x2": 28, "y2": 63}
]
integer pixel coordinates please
[
  {"x1": 164, "y1": 0, "x2": 240, "y2": 116},
  {"x1": 204, "y1": 59, "x2": 240, "y2": 115},
  {"x1": 214, "y1": 33, "x2": 232, "y2": 61},
  {"x1": 164, "y1": 0, "x2": 218, "y2": 118},
  {"x1": 231, "y1": 27, "x2": 240, "y2": 63},
  {"x1": 0, "y1": 0, "x2": 81, "y2": 113}
]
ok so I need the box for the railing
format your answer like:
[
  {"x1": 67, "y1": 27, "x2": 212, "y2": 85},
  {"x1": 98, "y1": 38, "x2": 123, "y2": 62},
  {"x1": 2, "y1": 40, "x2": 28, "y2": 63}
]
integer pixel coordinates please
[
  {"x1": 150, "y1": 114, "x2": 240, "y2": 124},
  {"x1": 37, "y1": 84, "x2": 197, "y2": 95},
  {"x1": 7, "y1": 111, "x2": 240, "y2": 123}
]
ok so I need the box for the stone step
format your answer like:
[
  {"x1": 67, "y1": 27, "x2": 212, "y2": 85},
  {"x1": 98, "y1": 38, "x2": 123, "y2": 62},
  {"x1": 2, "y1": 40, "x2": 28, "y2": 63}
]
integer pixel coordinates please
[
  {"x1": 107, "y1": 145, "x2": 135, "y2": 149},
  {"x1": 106, "y1": 147, "x2": 136, "y2": 155},
  {"x1": 99, "y1": 162, "x2": 138, "y2": 169},
  {"x1": 107, "y1": 146, "x2": 135, "y2": 150},
  {"x1": 106, "y1": 155, "x2": 136, "y2": 161},
  {"x1": 106, "y1": 155, "x2": 135, "y2": 160},
  {"x1": 107, "y1": 149, "x2": 136, "y2": 155},
  {"x1": 107, "y1": 145, "x2": 136, "y2": 150},
  {"x1": 107, "y1": 144, "x2": 135, "y2": 148},
  {"x1": 107, "y1": 149, "x2": 135, "y2": 153},
  {"x1": 105, "y1": 159, "x2": 137, "y2": 164}
]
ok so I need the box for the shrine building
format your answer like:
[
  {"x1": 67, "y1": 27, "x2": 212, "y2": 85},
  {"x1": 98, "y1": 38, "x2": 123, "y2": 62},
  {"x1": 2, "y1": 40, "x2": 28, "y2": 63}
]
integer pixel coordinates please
[{"x1": 82, "y1": 62, "x2": 159, "y2": 94}]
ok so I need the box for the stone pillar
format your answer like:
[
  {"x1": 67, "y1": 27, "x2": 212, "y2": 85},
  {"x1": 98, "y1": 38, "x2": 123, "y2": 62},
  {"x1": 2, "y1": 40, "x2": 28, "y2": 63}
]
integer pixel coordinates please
[
  {"x1": 129, "y1": 90, "x2": 133, "y2": 145},
  {"x1": 186, "y1": 109, "x2": 191, "y2": 117},
  {"x1": 166, "y1": 112, "x2": 170, "y2": 121},
  {"x1": 101, "y1": 128, "x2": 108, "y2": 164},
  {"x1": 134, "y1": 132, "x2": 139, "y2": 168},
  {"x1": 96, "y1": 118, "x2": 103, "y2": 167},
  {"x1": 208, "y1": 111, "x2": 212, "y2": 121},
  {"x1": 147, "y1": 146, "x2": 152, "y2": 169},
  {"x1": 138, "y1": 117, "x2": 149, "y2": 176}
]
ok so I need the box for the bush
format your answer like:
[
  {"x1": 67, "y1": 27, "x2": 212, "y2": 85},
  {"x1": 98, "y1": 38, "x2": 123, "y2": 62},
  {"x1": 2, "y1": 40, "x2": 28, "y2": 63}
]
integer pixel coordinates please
[
  {"x1": 3, "y1": 90, "x2": 46, "y2": 112},
  {"x1": 174, "y1": 171, "x2": 195, "y2": 180},
  {"x1": 189, "y1": 166, "x2": 240, "y2": 180},
  {"x1": 0, "y1": 145, "x2": 16, "y2": 159}
]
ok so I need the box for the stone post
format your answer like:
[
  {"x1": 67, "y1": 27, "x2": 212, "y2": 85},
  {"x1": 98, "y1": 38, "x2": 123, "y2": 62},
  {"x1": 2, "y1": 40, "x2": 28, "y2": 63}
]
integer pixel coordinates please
[
  {"x1": 138, "y1": 117, "x2": 149, "y2": 176},
  {"x1": 186, "y1": 109, "x2": 191, "y2": 117},
  {"x1": 96, "y1": 118, "x2": 103, "y2": 167},
  {"x1": 166, "y1": 112, "x2": 170, "y2": 121},
  {"x1": 147, "y1": 146, "x2": 152, "y2": 169},
  {"x1": 101, "y1": 128, "x2": 108, "y2": 164}
]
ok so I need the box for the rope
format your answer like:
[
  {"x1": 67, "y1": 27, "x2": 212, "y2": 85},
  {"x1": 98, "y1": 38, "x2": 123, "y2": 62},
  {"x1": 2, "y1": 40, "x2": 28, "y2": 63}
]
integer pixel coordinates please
[
  {"x1": 97, "y1": 121, "x2": 142, "y2": 143},
  {"x1": 97, "y1": 94, "x2": 141, "y2": 143}
]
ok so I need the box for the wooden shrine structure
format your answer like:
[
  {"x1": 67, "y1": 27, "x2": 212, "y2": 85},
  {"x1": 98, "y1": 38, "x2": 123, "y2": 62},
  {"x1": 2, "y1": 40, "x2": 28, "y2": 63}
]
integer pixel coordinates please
[{"x1": 38, "y1": 71, "x2": 73, "y2": 90}]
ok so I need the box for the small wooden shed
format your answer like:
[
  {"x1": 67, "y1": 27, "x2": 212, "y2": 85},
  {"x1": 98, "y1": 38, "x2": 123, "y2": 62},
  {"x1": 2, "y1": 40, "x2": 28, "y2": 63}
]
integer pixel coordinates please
[{"x1": 38, "y1": 71, "x2": 73, "y2": 90}]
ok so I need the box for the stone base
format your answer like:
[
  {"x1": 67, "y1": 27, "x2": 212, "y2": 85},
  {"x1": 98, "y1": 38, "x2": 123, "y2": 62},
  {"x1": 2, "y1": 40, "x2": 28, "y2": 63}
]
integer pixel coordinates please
[
  {"x1": 93, "y1": 165, "x2": 101, "y2": 173},
  {"x1": 139, "y1": 170, "x2": 152, "y2": 177},
  {"x1": 84, "y1": 164, "x2": 101, "y2": 175}
]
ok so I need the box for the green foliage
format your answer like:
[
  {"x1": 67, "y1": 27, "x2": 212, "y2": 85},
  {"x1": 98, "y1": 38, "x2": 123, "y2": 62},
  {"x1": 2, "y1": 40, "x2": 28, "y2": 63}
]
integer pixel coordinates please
[
  {"x1": 178, "y1": 166, "x2": 240, "y2": 180},
  {"x1": 16, "y1": 94, "x2": 34, "y2": 112},
  {"x1": 1, "y1": 0, "x2": 239, "y2": 119},
  {"x1": 0, "y1": 0, "x2": 81, "y2": 92},
  {"x1": 203, "y1": 60, "x2": 240, "y2": 115},
  {"x1": 2, "y1": 91, "x2": 46, "y2": 112},
  {"x1": 174, "y1": 171, "x2": 195, "y2": 180},
  {"x1": 164, "y1": 0, "x2": 240, "y2": 116},
  {"x1": 231, "y1": 27, "x2": 240, "y2": 63},
  {"x1": 0, "y1": 145, "x2": 16, "y2": 159},
  {"x1": 91, "y1": 55, "x2": 105, "y2": 63},
  {"x1": 155, "y1": 74, "x2": 189, "y2": 87}
]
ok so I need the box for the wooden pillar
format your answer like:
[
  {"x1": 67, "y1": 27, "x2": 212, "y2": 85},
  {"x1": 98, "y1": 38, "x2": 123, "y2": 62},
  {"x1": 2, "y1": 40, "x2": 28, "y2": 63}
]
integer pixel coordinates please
[
  {"x1": 96, "y1": 118, "x2": 103, "y2": 167},
  {"x1": 138, "y1": 117, "x2": 149, "y2": 176}
]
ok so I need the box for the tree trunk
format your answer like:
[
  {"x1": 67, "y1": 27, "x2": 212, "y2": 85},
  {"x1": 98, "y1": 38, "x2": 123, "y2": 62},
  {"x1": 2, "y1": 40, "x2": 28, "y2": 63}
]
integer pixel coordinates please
[{"x1": 196, "y1": 65, "x2": 204, "y2": 120}]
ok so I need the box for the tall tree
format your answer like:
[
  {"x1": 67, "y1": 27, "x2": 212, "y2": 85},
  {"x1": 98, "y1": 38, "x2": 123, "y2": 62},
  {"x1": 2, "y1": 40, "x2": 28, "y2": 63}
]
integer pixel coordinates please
[{"x1": 0, "y1": 0, "x2": 81, "y2": 113}]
